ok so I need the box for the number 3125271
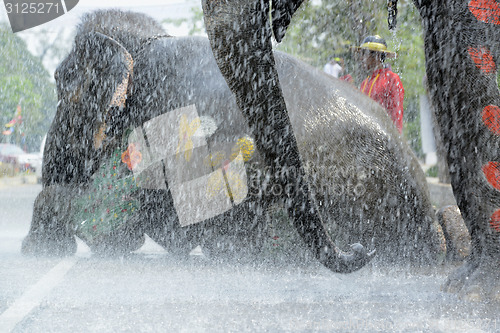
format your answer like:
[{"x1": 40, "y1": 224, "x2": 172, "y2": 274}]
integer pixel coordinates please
[{"x1": 5, "y1": 2, "x2": 61, "y2": 14}]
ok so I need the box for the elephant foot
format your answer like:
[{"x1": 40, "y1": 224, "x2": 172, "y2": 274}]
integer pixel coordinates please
[
  {"x1": 442, "y1": 258, "x2": 500, "y2": 302},
  {"x1": 21, "y1": 185, "x2": 77, "y2": 257},
  {"x1": 82, "y1": 216, "x2": 147, "y2": 256},
  {"x1": 21, "y1": 233, "x2": 77, "y2": 257}
]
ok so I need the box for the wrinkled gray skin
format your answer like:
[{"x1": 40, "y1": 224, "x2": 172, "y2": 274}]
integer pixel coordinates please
[
  {"x1": 201, "y1": 0, "x2": 442, "y2": 270},
  {"x1": 413, "y1": 0, "x2": 500, "y2": 300},
  {"x1": 23, "y1": 10, "x2": 443, "y2": 270}
]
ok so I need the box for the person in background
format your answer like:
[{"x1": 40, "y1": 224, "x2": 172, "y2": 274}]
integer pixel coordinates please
[
  {"x1": 355, "y1": 35, "x2": 404, "y2": 133},
  {"x1": 323, "y1": 57, "x2": 344, "y2": 78}
]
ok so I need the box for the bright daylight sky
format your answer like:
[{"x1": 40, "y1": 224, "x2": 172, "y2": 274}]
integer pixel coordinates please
[{"x1": 80, "y1": 0, "x2": 188, "y2": 6}]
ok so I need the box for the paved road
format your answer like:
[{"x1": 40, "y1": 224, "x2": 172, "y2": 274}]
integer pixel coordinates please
[{"x1": 0, "y1": 184, "x2": 498, "y2": 332}]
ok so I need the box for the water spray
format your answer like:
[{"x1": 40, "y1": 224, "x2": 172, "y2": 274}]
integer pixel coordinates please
[{"x1": 388, "y1": 0, "x2": 398, "y2": 30}]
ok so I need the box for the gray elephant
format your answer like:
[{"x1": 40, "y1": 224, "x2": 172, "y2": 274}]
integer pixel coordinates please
[
  {"x1": 202, "y1": 0, "x2": 500, "y2": 299},
  {"x1": 23, "y1": 9, "x2": 444, "y2": 270}
]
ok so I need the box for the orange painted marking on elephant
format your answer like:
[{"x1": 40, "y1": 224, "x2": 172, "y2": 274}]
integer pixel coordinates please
[
  {"x1": 468, "y1": 46, "x2": 496, "y2": 74},
  {"x1": 482, "y1": 105, "x2": 500, "y2": 135},
  {"x1": 482, "y1": 161, "x2": 500, "y2": 190},
  {"x1": 489, "y1": 209, "x2": 500, "y2": 232},
  {"x1": 469, "y1": 0, "x2": 500, "y2": 25}
]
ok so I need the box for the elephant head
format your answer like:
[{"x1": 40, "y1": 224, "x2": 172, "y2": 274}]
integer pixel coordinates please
[
  {"x1": 202, "y1": 0, "x2": 375, "y2": 273},
  {"x1": 43, "y1": 10, "x2": 165, "y2": 186}
]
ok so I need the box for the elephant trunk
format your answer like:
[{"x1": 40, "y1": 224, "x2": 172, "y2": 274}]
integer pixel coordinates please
[{"x1": 202, "y1": 0, "x2": 374, "y2": 273}]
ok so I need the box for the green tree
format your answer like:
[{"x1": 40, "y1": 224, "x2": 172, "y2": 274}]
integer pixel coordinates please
[{"x1": 0, "y1": 23, "x2": 57, "y2": 151}]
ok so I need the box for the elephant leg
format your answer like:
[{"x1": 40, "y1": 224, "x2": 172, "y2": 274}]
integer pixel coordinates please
[
  {"x1": 416, "y1": 0, "x2": 500, "y2": 301},
  {"x1": 202, "y1": 0, "x2": 373, "y2": 273},
  {"x1": 200, "y1": 203, "x2": 269, "y2": 264},
  {"x1": 22, "y1": 185, "x2": 77, "y2": 256}
]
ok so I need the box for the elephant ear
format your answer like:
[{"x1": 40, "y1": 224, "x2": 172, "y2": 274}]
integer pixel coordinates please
[
  {"x1": 271, "y1": 0, "x2": 304, "y2": 42},
  {"x1": 74, "y1": 32, "x2": 134, "y2": 149}
]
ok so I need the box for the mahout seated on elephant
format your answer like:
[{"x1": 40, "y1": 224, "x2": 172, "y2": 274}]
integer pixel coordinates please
[{"x1": 23, "y1": 9, "x2": 445, "y2": 272}]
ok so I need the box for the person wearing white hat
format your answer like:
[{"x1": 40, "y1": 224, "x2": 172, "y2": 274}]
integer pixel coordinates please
[{"x1": 356, "y1": 35, "x2": 404, "y2": 133}]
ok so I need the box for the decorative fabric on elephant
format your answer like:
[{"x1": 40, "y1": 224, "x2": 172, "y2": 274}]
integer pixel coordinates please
[
  {"x1": 467, "y1": 3, "x2": 500, "y2": 236},
  {"x1": 489, "y1": 210, "x2": 500, "y2": 232},
  {"x1": 481, "y1": 105, "x2": 500, "y2": 134},
  {"x1": 121, "y1": 143, "x2": 142, "y2": 171},
  {"x1": 468, "y1": 47, "x2": 496, "y2": 74}
]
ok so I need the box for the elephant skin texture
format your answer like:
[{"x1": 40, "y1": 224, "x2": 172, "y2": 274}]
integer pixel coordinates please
[
  {"x1": 436, "y1": 205, "x2": 471, "y2": 262},
  {"x1": 24, "y1": 10, "x2": 443, "y2": 269},
  {"x1": 414, "y1": 0, "x2": 500, "y2": 301}
]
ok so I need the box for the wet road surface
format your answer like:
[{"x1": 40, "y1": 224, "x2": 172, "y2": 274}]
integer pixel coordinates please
[{"x1": 0, "y1": 184, "x2": 498, "y2": 332}]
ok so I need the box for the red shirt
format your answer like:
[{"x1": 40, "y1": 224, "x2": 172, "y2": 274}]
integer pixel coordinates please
[{"x1": 360, "y1": 67, "x2": 404, "y2": 133}]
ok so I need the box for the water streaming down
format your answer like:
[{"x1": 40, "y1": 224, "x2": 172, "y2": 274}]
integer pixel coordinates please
[{"x1": 0, "y1": 0, "x2": 499, "y2": 331}]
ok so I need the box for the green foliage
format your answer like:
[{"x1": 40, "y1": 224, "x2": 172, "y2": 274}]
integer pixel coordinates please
[
  {"x1": 403, "y1": 109, "x2": 423, "y2": 157},
  {"x1": 276, "y1": 0, "x2": 386, "y2": 68},
  {"x1": 0, "y1": 23, "x2": 57, "y2": 151}
]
